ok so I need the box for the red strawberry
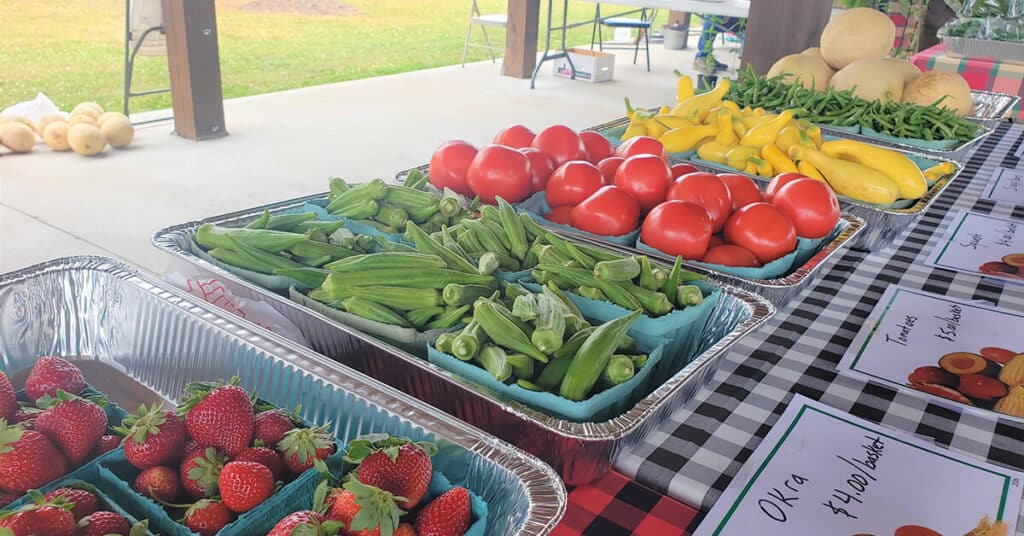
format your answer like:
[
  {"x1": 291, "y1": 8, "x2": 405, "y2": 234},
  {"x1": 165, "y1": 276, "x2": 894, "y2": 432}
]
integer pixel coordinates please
[
  {"x1": 395, "y1": 523, "x2": 417, "y2": 536},
  {"x1": 348, "y1": 436, "x2": 436, "y2": 510},
  {"x1": 44, "y1": 488, "x2": 98, "y2": 521},
  {"x1": 180, "y1": 381, "x2": 254, "y2": 457},
  {"x1": 0, "y1": 510, "x2": 37, "y2": 536},
  {"x1": 24, "y1": 356, "x2": 85, "y2": 401},
  {"x1": 414, "y1": 487, "x2": 471, "y2": 536},
  {"x1": 234, "y1": 446, "x2": 285, "y2": 481},
  {"x1": 268, "y1": 510, "x2": 343, "y2": 536},
  {"x1": 324, "y1": 481, "x2": 404, "y2": 536},
  {"x1": 115, "y1": 404, "x2": 186, "y2": 469},
  {"x1": 0, "y1": 421, "x2": 68, "y2": 493},
  {"x1": 277, "y1": 425, "x2": 336, "y2": 475},
  {"x1": 218, "y1": 461, "x2": 274, "y2": 513},
  {"x1": 134, "y1": 465, "x2": 181, "y2": 503},
  {"x1": 92, "y1": 435, "x2": 120, "y2": 458},
  {"x1": 0, "y1": 494, "x2": 77, "y2": 536},
  {"x1": 34, "y1": 392, "x2": 107, "y2": 466},
  {"x1": 253, "y1": 409, "x2": 295, "y2": 449},
  {"x1": 0, "y1": 372, "x2": 15, "y2": 422},
  {"x1": 180, "y1": 446, "x2": 227, "y2": 499},
  {"x1": 182, "y1": 499, "x2": 234, "y2": 536},
  {"x1": 76, "y1": 510, "x2": 129, "y2": 536},
  {"x1": 0, "y1": 491, "x2": 19, "y2": 508}
]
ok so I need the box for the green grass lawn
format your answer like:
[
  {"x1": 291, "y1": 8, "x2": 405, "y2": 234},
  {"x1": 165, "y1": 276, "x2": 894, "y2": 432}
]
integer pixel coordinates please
[{"x1": 0, "y1": 1, "x2": 669, "y2": 114}]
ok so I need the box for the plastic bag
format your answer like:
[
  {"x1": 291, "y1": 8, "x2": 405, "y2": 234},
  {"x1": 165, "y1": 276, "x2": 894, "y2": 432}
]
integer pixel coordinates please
[
  {"x1": 164, "y1": 272, "x2": 309, "y2": 346},
  {"x1": 0, "y1": 92, "x2": 65, "y2": 124}
]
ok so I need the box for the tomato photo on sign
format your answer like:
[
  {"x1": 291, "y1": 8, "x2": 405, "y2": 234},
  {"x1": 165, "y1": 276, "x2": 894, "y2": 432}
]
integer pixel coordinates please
[
  {"x1": 724, "y1": 202, "x2": 797, "y2": 263},
  {"x1": 429, "y1": 140, "x2": 477, "y2": 195},
  {"x1": 614, "y1": 136, "x2": 668, "y2": 162},
  {"x1": 666, "y1": 172, "x2": 733, "y2": 233},
  {"x1": 545, "y1": 161, "x2": 604, "y2": 207},
  {"x1": 614, "y1": 154, "x2": 672, "y2": 212},
  {"x1": 640, "y1": 201, "x2": 712, "y2": 259},
  {"x1": 771, "y1": 177, "x2": 840, "y2": 238},
  {"x1": 531, "y1": 125, "x2": 587, "y2": 167},
  {"x1": 701, "y1": 244, "x2": 761, "y2": 267},
  {"x1": 718, "y1": 173, "x2": 763, "y2": 211},
  {"x1": 670, "y1": 163, "x2": 699, "y2": 179},
  {"x1": 493, "y1": 125, "x2": 536, "y2": 149},
  {"x1": 466, "y1": 145, "x2": 534, "y2": 204},
  {"x1": 597, "y1": 157, "x2": 624, "y2": 184},
  {"x1": 520, "y1": 147, "x2": 556, "y2": 192},
  {"x1": 763, "y1": 172, "x2": 807, "y2": 202},
  {"x1": 579, "y1": 131, "x2": 614, "y2": 163},
  {"x1": 546, "y1": 205, "x2": 574, "y2": 225},
  {"x1": 570, "y1": 185, "x2": 640, "y2": 236}
]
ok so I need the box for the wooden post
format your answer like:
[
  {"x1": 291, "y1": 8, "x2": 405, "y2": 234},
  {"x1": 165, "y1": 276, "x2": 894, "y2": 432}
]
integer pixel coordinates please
[
  {"x1": 503, "y1": 0, "x2": 540, "y2": 79},
  {"x1": 740, "y1": 0, "x2": 833, "y2": 75},
  {"x1": 162, "y1": 0, "x2": 227, "y2": 140}
]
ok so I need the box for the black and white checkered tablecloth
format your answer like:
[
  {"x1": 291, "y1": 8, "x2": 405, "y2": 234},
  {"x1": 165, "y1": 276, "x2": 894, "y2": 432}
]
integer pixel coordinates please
[{"x1": 617, "y1": 123, "x2": 1024, "y2": 530}]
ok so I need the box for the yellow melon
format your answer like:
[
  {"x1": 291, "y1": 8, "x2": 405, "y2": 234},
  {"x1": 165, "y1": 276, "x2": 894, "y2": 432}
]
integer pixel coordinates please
[{"x1": 820, "y1": 8, "x2": 895, "y2": 70}]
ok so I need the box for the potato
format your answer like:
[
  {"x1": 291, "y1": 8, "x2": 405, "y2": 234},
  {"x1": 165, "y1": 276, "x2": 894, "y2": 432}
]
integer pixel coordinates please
[
  {"x1": 67, "y1": 123, "x2": 106, "y2": 156},
  {"x1": 820, "y1": 8, "x2": 895, "y2": 70},
  {"x1": 0, "y1": 122, "x2": 36, "y2": 153},
  {"x1": 43, "y1": 121, "x2": 71, "y2": 151},
  {"x1": 902, "y1": 70, "x2": 973, "y2": 116},
  {"x1": 100, "y1": 115, "x2": 134, "y2": 148},
  {"x1": 767, "y1": 53, "x2": 834, "y2": 91},
  {"x1": 830, "y1": 59, "x2": 906, "y2": 102}
]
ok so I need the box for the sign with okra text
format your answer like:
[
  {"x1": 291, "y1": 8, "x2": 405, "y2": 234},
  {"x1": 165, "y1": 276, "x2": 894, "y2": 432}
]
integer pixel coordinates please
[
  {"x1": 925, "y1": 210, "x2": 1024, "y2": 285},
  {"x1": 693, "y1": 396, "x2": 1023, "y2": 536}
]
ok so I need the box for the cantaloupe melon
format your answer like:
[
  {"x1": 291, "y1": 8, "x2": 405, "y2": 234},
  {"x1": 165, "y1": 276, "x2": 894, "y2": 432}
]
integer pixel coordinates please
[
  {"x1": 882, "y1": 58, "x2": 923, "y2": 83},
  {"x1": 72, "y1": 102, "x2": 103, "y2": 117},
  {"x1": 35, "y1": 113, "x2": 66, "y2": 135},
  {"x1": 820, "y1": 8, "x2": 895, "y2": 70},
  {"x1": 43, "y1": 121, "x2": 71, "y2": 151},
  {"x1": 0, "y1": 122, "x2": 35, "y2": 153},
  {"x1": 767, "y1": 53, "x2": 834, "y2": 91},
  {"x1": 68, "y1": 123, "x2": 106, "y2": 156},
  {"x1": 829, "y1": 59, "x2": 905, "y2": 102},
  {"x1": 100, "y1": 115, "x2": 134, "y2": 148},
  {"x1": 902, "y1": 71, "x2": 973, "y2": 116}
]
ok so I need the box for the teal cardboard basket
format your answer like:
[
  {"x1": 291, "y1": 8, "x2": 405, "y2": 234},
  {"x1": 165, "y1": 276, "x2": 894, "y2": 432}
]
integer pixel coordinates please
[
  {"x1": 423, "y1": 471, "x2": 489, "y2": 536},
  {"x1": 515, "y1": 192, "x2": 641, "y2": 247},
  {"x1": 3, "y1": 477, "x2": 156, "y2": 535},
  {"x1": 859, "y1": 126, "x2": 960, "y2": 151}
]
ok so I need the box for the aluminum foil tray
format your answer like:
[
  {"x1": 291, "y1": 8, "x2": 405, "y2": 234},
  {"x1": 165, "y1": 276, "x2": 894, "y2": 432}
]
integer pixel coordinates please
[
  {"x1": 154, "y1": 202, "x2": 775, "y2": 485},
  {"x1": 0, "y1": 256, "x2": 565, "y2": 535}
]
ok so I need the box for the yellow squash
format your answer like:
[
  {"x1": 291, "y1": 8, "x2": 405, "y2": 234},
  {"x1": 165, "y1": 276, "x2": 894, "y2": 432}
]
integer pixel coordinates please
[
  {"x1": 621, "y1": 118, "x2": 647, "y2": 140},
  {"x1": 697, "y1": 140, "x2": 732, "y2": 164},
  {"x1": 775, "y1": 124, "x2": 813, "y2": 153},
  {"x1": 659, "y1": 124, "x2": 718, "y2": 153},
  {"x1": 820, "y1": 139, "x2": 928, "y2": 200},
  {"x1": 670, "y1": 78, "x2": 730, "y2": 122},
  {"x1": 740, "y1": 110, "x2": 795, "y2": 148},
  {"x1": 789, "y1": 146, "x2": 900, "y2": 204},
  {"x1": 725, "y1": 145, "x2": 759, "y2": 171},
  {"x1": 673, "y1": 69, "x2": 695, "y2": 102},
  {"x1": 750, "y1": 157, "x2": 774, "y2": 177},
  {"x1": 644, "y1": 117, "x2": 670, "y2": 138},
  {"x1": 797, "y1": 160, "x2": 827, "y2": 182},
  {"x1": 923, "y1": 162, "x2": 956, "y2": 181},
  {"x1": 715, "y1": 112, "x2": 738, "y2": 146},
  {"x1": 652, "y1": 115, "x2": 695, "y2": 130},
  {"x1": 761, "y1": 144, "x2": 798, "y2": 173}
]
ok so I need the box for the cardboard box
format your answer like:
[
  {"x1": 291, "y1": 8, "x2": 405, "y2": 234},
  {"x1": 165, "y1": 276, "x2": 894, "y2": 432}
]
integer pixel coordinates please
[{"x1": 552, "y1": 48, "x2": 615, "y2": 83}]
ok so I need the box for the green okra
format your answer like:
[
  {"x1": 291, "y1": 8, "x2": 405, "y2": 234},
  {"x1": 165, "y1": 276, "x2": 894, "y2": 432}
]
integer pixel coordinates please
[
  {"x1": 434, "y1": 331, "x2": 456, "y2": 354},
  {"x1": 601, "y1": 355, "x2": 636, "y2": 386},
  {"x1": 473, "y1": 299, "x2": 547, "y2": 363},
  {"x1": 273, "y1": 267, "x2": 329, "y2": 289},
  {"x1": 476, "y1": 252, "x2": 499, "y2": 276},
  {"x1": 245, "y1": 209, "x2": 271, "y2": 229},
  {"x1": 593, "y1": 257, "x2": 642, "y2": 282},
  {"x1": 324, "y1": 252, "x2": 445, "y2": 273},
  {"x1": 225, "y1": 235, "x2": 302, "y2": 272},
  {"x1": 675, "y1": 284, "x2": 704, "y2": 307},
  {"x1": 295, "y1": 220, "x2": 346, "y2": 236},
  {"x1": 196, "y1": 224, "x2": 310, "y2": 253},
  {"x1": 290, "y1": 240, "x2": 360, "y2": 261},
  {"x1": 425, "y1": 305, "x2": 471, "y2": 330},
  {"x1": 443, "y1": 283, "x2": 494, "y2": 307},
  {"x1": 265, "y1": 212, "x2": 318, "y2": 232},
  {"x1": 560, "y1": 310, "x2": 641, "y2": 401},
  {"x1": 511, "y1": 294, "x2": 538, "y2": 322},
  {"x1": 350, "y1": 286, "x2": 441, "y2": 311},
  {"x1": 375, "y1": 204, "x2": 409, "y2": 229},
  {"x1": 406, "y1": 306, "x2": 445, "y2": 329},
  {"x1": 451, "y1": 319, "x2": 487, "y2": 361},
  {"x1": 507, "y1": 353, "x2": 535, "y2": 379},
  {"x1": 475, "y1": 344, "x2": 512, "y2": 382},
  {"x1": 404, "y1": 222, "x2": 478, "y2": 274},
  {"x1": 341, "y1": 296, "x2": 410, "y2": 327}
]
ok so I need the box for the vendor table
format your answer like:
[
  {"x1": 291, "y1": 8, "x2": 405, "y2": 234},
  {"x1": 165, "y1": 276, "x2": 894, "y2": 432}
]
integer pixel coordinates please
[
  {"x1": 617, "y1": 123, "x2": 1024, "y2": 529},
  {"x1": 912, "y1": 43, "x2": 1024, "y2": 122}
]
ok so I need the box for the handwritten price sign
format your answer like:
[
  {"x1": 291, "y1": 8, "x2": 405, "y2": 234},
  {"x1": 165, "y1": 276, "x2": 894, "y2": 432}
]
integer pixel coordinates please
[{"x1": 982, "y1": 167, "x2": 1024, "y2": 206}]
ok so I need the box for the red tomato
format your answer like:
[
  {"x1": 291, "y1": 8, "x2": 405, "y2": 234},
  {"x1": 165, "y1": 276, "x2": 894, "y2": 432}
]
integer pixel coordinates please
[
  {"x1": 520, "y1": 147, "x2": 555, "y2": 192},
  {"x1": 640, "y1": 201, "x2": 712, "y2": 259},
  {"x1": 718, "y1": 173, "x2": 764, "y2": 211},
  {"x1": 545, "y1": 161, "x2": 604, "y2": 208},
  {"x1": 613, "y1": 154, "x2": 672, "y2": 212},
  {"x1": 531, "y1": 125, "x2": 587, "y2": 167},
  {"x1": 771, "y1": 178, "x2": 841, "y2": 239},
  {"x1": 764, "y1": 172, "x2": 808, "y2": 203},
  {"x1": 724, "y1": 203, "x2": 797, "y2": 263},
  {"x1": 466, "y1": 145, "x2": 534, "y2": 204},
  {"x1": 596, "y1": 157, "x2": 624, "y2": 184},
  {"x1": 579, "y1": 131, "x2": 614, "y2": 163},
  {"x1": 708, "y1": 234, "x2": 725, "y2": 248},
  {"x1": 670, "y1": 163, "x2": 700, "y2": 179},
  {"x1": 493, "y1": 125, "x2": 536, "y2": 149},
  {"x1": 546, "y1": 205, "x2": 574, "y2": 225},
  {"x1": 570, "y1": 186, "x2": 640, "y2": 236},
  {"x1": 428, "y1": 140, "x2": 477, "y2": 195},
  {"x1": 701, "y1": 244, "x2": 762, "y2": 267},
  {"x1": 666, "y1": 172, "x2": 733, "y2": 233},
  {"x1": 615, "y1": 136, "x2": 668, "y2": 162}
]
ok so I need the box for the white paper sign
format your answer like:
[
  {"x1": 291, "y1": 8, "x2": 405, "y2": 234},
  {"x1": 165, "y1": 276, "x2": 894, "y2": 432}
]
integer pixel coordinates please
[
  {"x1": 694, "y1": 396, "x2": 1023, "y2": 536},
  {"x1": 982, "y1": 167, "x2": 1024, "y2": 205},
  {"x1": 925, "y1": 210, "x2": 1024, "y2": 285},
  {"x1": 838, "y1": 285, "x2": 1024, "y2": 422}
]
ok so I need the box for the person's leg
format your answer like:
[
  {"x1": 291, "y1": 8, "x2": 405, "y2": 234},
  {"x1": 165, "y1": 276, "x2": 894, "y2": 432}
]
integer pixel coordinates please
[{"x1": 694, "y1": 17, "x2": 717, "y2": 59}]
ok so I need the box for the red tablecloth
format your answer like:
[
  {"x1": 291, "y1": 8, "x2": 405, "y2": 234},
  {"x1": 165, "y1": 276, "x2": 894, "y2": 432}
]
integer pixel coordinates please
[
  {"x1": 911, "y1": 43, "x2": 1024, "y2": 121},
  {"x1": 554, "y1": 471, "x2": 699, "y2": 535}
]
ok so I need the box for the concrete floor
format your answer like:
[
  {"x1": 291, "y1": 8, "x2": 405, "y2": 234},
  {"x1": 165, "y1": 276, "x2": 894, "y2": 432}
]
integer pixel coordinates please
[{"x1": 1, "y1": 44, "x2": 738, "y2": 274}]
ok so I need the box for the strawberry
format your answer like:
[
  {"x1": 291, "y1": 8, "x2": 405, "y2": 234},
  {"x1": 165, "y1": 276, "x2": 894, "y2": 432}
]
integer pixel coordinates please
[
  {"x1": 24, "y1": 357, "x2": 85, "y2": 402},
  {"x1": 277, "y1": 425, "x2": 336, "y2": 475},
  {"x1": 115, "y1": 404, "x2": 186, "y2": 469},
  {"x1": 43, "y1": 488, "x2": 98, "y2": 521},
  {"x1": 134, "y1": 466, "x2": 181, "y2": 503},
  {"x1": 218, "y1": 461, "x2": 274, "y2": 513},
  {"x1": 395, "y1": 523, "x2": 417, "y2": 536},
  {"x1": 34, "y1": 392, "x2": 107, "y2": 466},
  {"x1": 0, "y1": 421, "x2": 68, "y2": 493},
  {"x1": 92, "y1": 435, "x2": 120, "y2": 458},
  {"x1": 253, "y1": 409, "x2": 296, "y2": 449},
  {"x1": 347, "y1": 436, "x2": 436, "y2": 510},
  {"x1": 181, "y1": 499, "x2": 234, "y2": 536},
  {"x1": 0, "y1": 372, "x2": 15, "y2": 422},
  {"x1": 234, "y1": 446, "x2": 285, "y2": 481},
  {"x1": 76, "y1": 510, "x2": 129, "y2": 536},
  {"x1": 414, "y1": 487, "x2": 470, "y2": 536},
  {"x1": 0, "y1": 510, "x2": 37, "y2": 536},
  {"x1": 180, "y1": 380, "x2": 254, "y2": 457},
  {"x1": 0, "y1": 492, "x2": 76, "y2": 536},
  {"x1": 324, "y1": 480, "x2": 404, "y2": 536},
  {"x1": 180, "y1": 446, "x2": 227, "y2": 499},
  {"x1": 268, "y1": 511, "x2": 343, "y2": 536}
]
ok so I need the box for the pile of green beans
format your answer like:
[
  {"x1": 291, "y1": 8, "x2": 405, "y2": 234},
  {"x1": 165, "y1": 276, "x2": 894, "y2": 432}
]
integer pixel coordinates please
[{"x1": 725, "y1": 66, "x2": 980, "y2": 142}]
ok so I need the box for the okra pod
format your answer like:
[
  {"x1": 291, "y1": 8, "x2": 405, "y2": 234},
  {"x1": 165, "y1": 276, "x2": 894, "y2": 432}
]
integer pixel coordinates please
[
  {"x1": 324, "y1": 252, "x2": 445, "y2": 272},
  {"x1": 245, "y1": 209, "x2": 271, "y2": 229},
  {"x1": 497, "y1": 198, "x2": 529, "y2": 260},
  {"x1": 601, "y1": 355, "x2": 636, "y2": 385},
  {"x1": 350, "y1": 286, "x2": 442, "y2": 310},
  {"x1": 434, "y1": 331, "x2": 456, "y2": 354},
  {"x1": 481, "y1": 219, "x2": 514, "y2": 251},
  {"x1": 294, "y1": 254, "x2": 332, "y2": 268},
  {"x1": 208, "y1": 248, "x2": 275, "y2": 274},
  {"x1": 475, "y1": 344, "x2": 512, "y2": 382},
  {"x1": 619, "y1": 282, "x2": 673, "y2": 316},
  {"x1": 341, "y1": 296, "x2": 410, "y2": 327},
  {"x1": 328, "y1": 177, "x2": 350, "y2": 197},
  {"x1": 425, "y1": 305, "x2": 471, "y2": 330},
  {"x1": 404, "y1": 222, "x2": 478, "y2": 274},
  {"x1": 196, "y1": 224, "x2": 310, "y2": 253},
  {"x1": 331, "y1": 179, "x2": 388, "y2": 207},
  {"x1": 576, "y1": 286, "x2": 606, "y2": 301},
  {"x1": 516, "y1": 379, "x2": 543, "y2": 391},
  {"x1": 511, "y1": 294, "x2": 538, "y2": 322},
  {"x1": 443, "y1": 284, "x2": 494, "y2": 307},
  {"x1": 438, "y1": 189, "x2": 463, "y2": 218},
  {"x1": 638, "y1": 255, "x2": 657, "y2": 291},
  {"x1": 630, "y1": 354, "x2": 648, "y2": 370},
  {"x1": 266, "y1": 212, "x2": 317, "y2": 232},
  {"x1": 375, "y1": 238, "x2": 417, "y2": 253},
  {"x1": 376, "y1": 204, "x2": 409, "y2": 229},
  {"x1": 560, "y1": 310, "x2": 642, "y2": 401},
  {"x1": 463, "y1": 220, "x2": 509, "y2": 256},
  {"x1": 226, "y1": 235, "x2": 302, "y2": 271},
  {"x1": 385, "y1": 184, "x2": 438, "y2": 209},
  {"x1": 507, "y1": 353, "x2": 535, "y2": 379},
  {"x1": 476, "y1": 252, "x2": 499, "y2": 276},
  {"x1": 352, "y1": 218, "x2": 395, "y2": 234},
  {"x1": 407, "y1": 203, "x2": 440, "y2": 223},
  {"x1": 406, "y1": 306, "x2": 444, "y2": 329},
  {"x1": 355, "y1": 234, "x2": 377, "y2": 251},
  {"x1": 532, "y1": 294, "x2": 565, "y2": 355},
  {"x1": 295, "y1": 220, "x2": 346, "y2": 236},
  {"x1": 675, "y1": 285, "x2": 704, "y2": 307},
  {"x1": 321, "y1": 268, "x2": 495, "y2": 294},
  {"x1": 593, "y1": 257, "x2": 641, "y2": 282},
  {"x1": 333, "y1": 199, "x2": 380, "y2": 220},
  {"x1": 451, "y1": 319, "x2": 486, "y2": 361},
  {"x1": 502, "y1": 281, "x2": 530, "y2": 301},
  {"x1": 534, "y1": 327, "x2": 595, "y2": 390},
  {"x1": 273, "y1": 267, "x2": 329, "y2": 289},
  {"x1": 473, "y1": 299, "x2": 548, "y2": 363},
  {"x1": 290, "y1": 240, "x2": 361, "y2": 261}
]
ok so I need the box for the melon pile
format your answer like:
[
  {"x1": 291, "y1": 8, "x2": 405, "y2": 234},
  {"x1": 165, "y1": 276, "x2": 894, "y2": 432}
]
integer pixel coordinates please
[
  {"x1": 0, "y1": 102, "x2": 135, "y2": 157},
  {"x1": 767, "y1": 7, "x2": 974, "y2": 116}
]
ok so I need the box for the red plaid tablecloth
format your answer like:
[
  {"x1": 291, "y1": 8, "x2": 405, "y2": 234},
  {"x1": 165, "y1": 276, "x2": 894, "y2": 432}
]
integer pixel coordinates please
[
  {"x1": 911, "y1": 43, "x2": 1024, "y2": 121},
  {"x1": 553, "y1": 471, "x2": 699, "y2": 536}
]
